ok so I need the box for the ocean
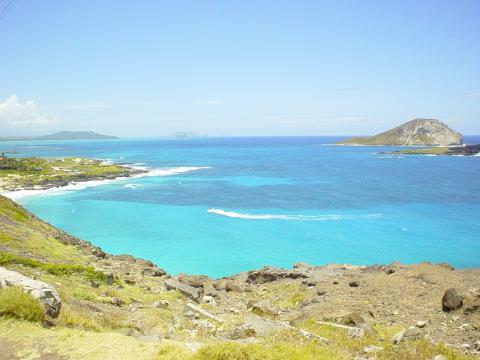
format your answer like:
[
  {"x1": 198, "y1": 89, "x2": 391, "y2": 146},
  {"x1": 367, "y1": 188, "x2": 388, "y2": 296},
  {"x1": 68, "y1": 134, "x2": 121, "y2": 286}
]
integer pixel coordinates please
[{"x1": 2, "y1": 136, "x2": 480, "y2": 278}]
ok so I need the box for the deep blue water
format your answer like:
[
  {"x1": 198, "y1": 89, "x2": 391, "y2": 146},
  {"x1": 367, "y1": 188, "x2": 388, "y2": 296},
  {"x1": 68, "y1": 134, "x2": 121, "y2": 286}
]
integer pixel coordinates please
[{"x1": 2, "y1": 136, "x2": 479, "y2": 277}]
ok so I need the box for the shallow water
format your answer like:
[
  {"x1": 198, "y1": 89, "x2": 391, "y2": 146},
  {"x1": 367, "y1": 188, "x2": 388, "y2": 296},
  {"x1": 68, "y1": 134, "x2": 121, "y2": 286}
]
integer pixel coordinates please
[{"x1": 3, "y1": 136, "x2": 479, "y2": 277}]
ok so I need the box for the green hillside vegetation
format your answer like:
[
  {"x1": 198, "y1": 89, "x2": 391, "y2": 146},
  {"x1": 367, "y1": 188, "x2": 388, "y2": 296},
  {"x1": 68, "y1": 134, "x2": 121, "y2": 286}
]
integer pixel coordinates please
[{"x1": 0, "y1": 157, "x2": 130, "y2": 190}]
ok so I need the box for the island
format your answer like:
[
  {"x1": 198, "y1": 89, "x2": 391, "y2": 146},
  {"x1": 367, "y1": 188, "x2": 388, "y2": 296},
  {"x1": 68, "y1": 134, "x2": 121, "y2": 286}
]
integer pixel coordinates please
[
  {"x1": 0, "y1": 131, "x2": 117, "y2": 142},
  {"x1": 338, "y1": 118, "x2": 463, "y2": 146}
]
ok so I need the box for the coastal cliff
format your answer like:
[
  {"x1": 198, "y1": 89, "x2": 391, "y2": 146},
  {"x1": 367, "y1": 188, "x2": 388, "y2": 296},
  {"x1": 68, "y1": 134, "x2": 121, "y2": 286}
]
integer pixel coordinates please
[
  {"x1": 339, "y1": 119, "x2": 463, "y2": 146},
  {"x1": 0, "y1": 194, "x2": 479, "y2": 359}
]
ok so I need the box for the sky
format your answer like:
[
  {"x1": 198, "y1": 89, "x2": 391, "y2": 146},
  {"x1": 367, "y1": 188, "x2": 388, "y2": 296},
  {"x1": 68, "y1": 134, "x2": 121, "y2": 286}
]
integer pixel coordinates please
[{"x1": 0, "y1": 0, "x2": 479, "y2": 136}]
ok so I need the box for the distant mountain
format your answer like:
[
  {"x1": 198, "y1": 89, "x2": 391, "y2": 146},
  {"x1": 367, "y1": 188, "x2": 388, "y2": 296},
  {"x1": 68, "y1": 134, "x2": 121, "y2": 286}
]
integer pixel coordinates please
[
  {"x1": 338, "y1": 119, "x2": 463, "y2": 146},
  {"x1": 0, "y1": 131, "x2": 117, "y2": 141},
  {"x1": 170, "y1": 132, "x2": 206, "y2": 139}
]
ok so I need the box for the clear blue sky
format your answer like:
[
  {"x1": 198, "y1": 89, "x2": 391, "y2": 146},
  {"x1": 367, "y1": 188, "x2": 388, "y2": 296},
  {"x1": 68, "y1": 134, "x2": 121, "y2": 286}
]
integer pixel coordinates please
[{"x1": 1, "y1": 0, "x2": 479, "y2": 136}]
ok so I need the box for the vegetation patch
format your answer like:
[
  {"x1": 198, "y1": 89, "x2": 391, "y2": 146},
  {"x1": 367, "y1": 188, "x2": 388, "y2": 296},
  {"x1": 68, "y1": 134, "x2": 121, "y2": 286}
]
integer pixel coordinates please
[
  {"x1": 0, "y1": 287, "x2": 44, "y2": 322},
  {"x1": 0, "y1": 253, "x2": 106, "y2": 282}
]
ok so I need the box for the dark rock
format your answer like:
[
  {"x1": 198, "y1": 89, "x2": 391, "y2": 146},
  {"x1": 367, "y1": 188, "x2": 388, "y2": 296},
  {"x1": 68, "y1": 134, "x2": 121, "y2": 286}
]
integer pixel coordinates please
[
  {"x1": 105, "y1": 273, "x2": 115, "y2": 286},
  {"x1": 246, "y1": 266, "x2": 307, "y2": 284},
  {"x1": 92, "y1": 247, "x2": 106, "y2": 258},
  {"x1": 222, "y1": 324, "x2": 256, "y2": 340},
  {"x1": 124, "y1": 277, "x2": 136, "y2": 285},
  {"x1": 165, "y1": 278, "x2": 202, "y2": 301},
  {"x1": 317, "y1": 289, "x2": 326, "y2": 296},
  {"x1": 248, "y1": 300, "x2": 279, "y2": 316},
  {"x1": 91, "y1": 280, "x2": 100, "y2": 288},
  {"x1": 212, "y1": 281, "x2": 226, "y2": 291},
  {"x1": 302, "y1": 278, "x2": 317, "y2": 287},
  {"x1": 225, "y1": 280, "x2": 241, "y2": 292},
  {"x1": 384, "y1": 266, "x2": 396, "y2": 275},
  {"x1": 177, "y1": 273, "x2": 208, "y2": 288},
  {"x1": 403, "y1": 327, "x2": 424, "y2": 340},
  {"x1": 349, "y1": 280, "x2": 360, "y2": 287},
  {"x1": 442, "y1": 288, "x2": 463, "y2": 312},
  {"x1": 342, "y1": 312, "x2": 377, "y2": 335},
  {"x1": 437, "y1": 262, "x2": 455, "y2": 271},
  {"x1": 111, "y1": 297, "x2": 124, "y2": 306}
]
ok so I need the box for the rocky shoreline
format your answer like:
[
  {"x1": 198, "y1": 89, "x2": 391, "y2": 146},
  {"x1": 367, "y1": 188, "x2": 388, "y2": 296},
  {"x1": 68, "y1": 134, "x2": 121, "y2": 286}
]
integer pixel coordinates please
[{"x1": 13, "y1": 210, "x2": 480, "y2": 356}]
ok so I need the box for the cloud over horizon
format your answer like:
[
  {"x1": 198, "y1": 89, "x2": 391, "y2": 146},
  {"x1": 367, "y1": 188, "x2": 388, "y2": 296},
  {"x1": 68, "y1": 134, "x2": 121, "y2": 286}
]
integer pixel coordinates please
[{"x1": 0, "y1": 95, "x2": 59, "y2": 133}]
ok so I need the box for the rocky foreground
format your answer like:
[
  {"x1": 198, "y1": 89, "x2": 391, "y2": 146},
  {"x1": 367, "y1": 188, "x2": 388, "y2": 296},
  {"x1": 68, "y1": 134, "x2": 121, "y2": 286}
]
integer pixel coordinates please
[{"x1": 1, "y1": 195, "x2": 479, "y2": 359}]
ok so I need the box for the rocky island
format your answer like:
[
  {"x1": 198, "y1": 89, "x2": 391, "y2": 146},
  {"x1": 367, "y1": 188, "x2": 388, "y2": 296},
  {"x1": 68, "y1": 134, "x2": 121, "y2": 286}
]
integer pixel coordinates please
[
  {"x1": 0, "y1": 166, "x2": 479, "y2": 359},
  {"x1": 338, "y1": 119, "x2": 463, "y2": 146}
]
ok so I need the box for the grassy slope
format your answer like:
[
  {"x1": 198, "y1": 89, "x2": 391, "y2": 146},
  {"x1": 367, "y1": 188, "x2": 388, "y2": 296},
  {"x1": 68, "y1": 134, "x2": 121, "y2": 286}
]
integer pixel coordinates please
[
  {"x1": 0, "y1": 195, "x2": 475, "y2": 360},
  {"x1": 0, "y1": 157, "x2": 130, "y2": 190}
]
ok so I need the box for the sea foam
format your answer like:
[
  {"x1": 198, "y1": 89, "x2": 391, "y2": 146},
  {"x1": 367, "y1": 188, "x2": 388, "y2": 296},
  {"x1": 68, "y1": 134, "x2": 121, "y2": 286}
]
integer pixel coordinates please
[
  {"x1": 2, "y1": 166, "x2": 210, "y2": 200},
  {"x1": 207, "y1": 209, "x2": 381, "y2": 221}
]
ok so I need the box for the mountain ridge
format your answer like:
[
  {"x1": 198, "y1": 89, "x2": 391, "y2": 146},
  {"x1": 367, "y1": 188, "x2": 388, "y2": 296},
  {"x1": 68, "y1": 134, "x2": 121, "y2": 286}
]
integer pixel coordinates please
[{"x1": 0, "y1": 131, "x2": 117, "y2": 141}]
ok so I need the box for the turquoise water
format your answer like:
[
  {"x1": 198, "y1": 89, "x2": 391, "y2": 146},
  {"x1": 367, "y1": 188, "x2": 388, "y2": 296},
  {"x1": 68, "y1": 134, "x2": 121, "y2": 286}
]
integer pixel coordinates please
[{"x1": 3, "y1": 136, "x2": 480, "y2": 277}]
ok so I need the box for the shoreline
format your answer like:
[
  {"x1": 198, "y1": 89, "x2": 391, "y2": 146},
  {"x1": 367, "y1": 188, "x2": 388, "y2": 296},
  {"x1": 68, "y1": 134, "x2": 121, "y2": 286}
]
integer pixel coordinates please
[{"x1": 0, "y1": 162, "x2": 210, "y2": 201}]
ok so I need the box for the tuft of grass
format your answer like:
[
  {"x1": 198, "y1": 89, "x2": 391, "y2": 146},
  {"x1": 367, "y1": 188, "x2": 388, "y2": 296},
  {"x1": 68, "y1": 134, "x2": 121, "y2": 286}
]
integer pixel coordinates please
[
  {"x1": 192, "y1": 342, "x2": 343, "y2": 360},
  {"x1": 0, "y1": 253, "x2": 106, "y2": 282},
  {"x1": 0, "y1": 287, "x2": 44, "y2": 322},
  {"x1": 154, "y1": 344, "x2": 194, "y2": 360}
]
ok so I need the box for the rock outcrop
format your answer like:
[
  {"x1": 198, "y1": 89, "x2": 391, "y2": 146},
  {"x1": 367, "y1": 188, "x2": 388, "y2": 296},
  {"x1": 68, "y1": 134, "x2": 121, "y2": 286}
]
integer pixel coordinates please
[
  {"x1": 0, "y1": 267, "x2": 61, "y2": 318},
  {"x1": 339, "y1": 118, "x2": 463, "y2": 146}
]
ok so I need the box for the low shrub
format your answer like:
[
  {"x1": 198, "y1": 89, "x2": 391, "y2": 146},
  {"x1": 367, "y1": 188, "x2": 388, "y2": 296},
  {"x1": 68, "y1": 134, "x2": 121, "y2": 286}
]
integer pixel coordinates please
[{"x1": 0, "y1": 286, "x2": 44, "y2": 322}]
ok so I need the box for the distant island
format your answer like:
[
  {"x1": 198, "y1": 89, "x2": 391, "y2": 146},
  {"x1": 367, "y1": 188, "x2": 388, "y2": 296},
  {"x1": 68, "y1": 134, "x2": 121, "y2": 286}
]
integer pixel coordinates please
[
  {"x1": 171, "y1": 132, "x2": 206, "y2": 139},
  {"x1": 0, "y1": 131, "x2": 117, "y2": 142},
  {"x1": 338, "y1": 118, "x2": 463, "y2": 146}
]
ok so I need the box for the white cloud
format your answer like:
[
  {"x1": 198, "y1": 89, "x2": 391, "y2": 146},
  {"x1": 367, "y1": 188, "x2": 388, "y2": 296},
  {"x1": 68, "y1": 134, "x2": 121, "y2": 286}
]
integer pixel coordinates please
[{"x1": 0, "y1": 95, "x2": 58, "y2": 130}]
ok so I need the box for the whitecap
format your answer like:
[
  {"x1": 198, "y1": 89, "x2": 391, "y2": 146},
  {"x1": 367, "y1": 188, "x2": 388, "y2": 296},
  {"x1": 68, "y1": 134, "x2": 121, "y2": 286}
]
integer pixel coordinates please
[
  {"x1": 207, "y1": 209, "x2": 381, "y2": 222},
  {"x1": 124, "y1": 183, "x2": 144, "y2": 189}
]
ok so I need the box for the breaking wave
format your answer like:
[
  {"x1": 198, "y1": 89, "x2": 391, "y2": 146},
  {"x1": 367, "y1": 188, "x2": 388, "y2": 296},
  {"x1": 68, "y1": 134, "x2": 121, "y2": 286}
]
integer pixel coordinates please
[{"x1": 207, "y1": 209, "x2": 381, "y2": 221}]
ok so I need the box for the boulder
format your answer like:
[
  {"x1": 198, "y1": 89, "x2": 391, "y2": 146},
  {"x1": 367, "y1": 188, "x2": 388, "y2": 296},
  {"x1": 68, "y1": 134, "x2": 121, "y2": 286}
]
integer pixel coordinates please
[
  {"x1": 0, "y1": 266, "x2": 61, "y2": 318},
  {"x1": 442, "y1": 288, "x2": 463, "y2": 312},
  {"x1": 222, "y1": 324, "x2": 256, "y2": 340},
  {"x1": 341, "y1": 312, "x2": 377, "y2": 335},
  {"x1": 248, "y1": 300, "x2": 279, "y2": 316},
  {"x1": 246, "y1": 266, "x2": 307, "y2": 284},
  {"x1": 177, "y1": 273, "x2": 208, "y2": 288},
  {"x1": 184, "y1": 303, "x2": 223, "y2": 323},
  {"x1": 392, "y1": 330, "x2": 405, "y2": 345},
  {"x1": 225, "y1": 280, "x2": 241, "y2": 292},
  {"x1": 165, "y1": 278, "x2": 202, "y2": 301}
]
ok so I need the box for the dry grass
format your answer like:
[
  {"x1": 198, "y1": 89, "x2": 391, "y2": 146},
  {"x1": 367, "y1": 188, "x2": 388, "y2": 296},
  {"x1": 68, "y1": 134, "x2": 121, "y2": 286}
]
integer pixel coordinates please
[{"x1": 0, "y1": 287, "x2": 44, "y2": 322}]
